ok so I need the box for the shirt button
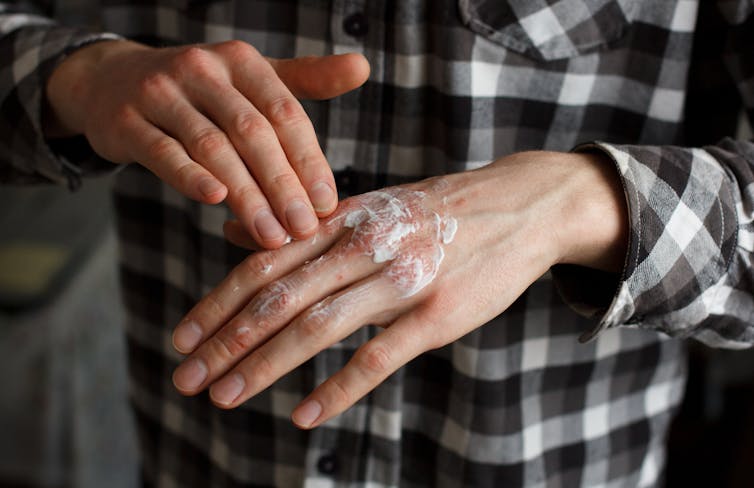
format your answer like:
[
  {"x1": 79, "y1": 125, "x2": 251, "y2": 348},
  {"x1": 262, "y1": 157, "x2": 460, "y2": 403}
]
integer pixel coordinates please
[
  {"x1": 317, "y1": 452, "x2": 339, "y2": 475},
  {"x1": 343, "y1": 12, "x2": 368, "y2": 37}
]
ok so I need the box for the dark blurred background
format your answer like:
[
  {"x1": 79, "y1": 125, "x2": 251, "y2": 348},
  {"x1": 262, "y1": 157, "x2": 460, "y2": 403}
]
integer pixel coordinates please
[{"x1": 0, "y1": 177, "x2": 138, "y2": 488}]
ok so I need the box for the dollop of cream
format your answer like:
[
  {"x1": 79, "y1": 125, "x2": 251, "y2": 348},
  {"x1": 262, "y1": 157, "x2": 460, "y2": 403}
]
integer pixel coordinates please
[{"x1": 337, "y1": 188, "x2": 457, "y2": 297}]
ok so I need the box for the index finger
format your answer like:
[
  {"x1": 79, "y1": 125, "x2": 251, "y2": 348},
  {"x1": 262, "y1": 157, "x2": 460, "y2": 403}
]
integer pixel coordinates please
[
  {"x1": 171, "y1": 229, "x2": 337, "y2": 355},
  {"x1": 231, "y1": 51, "x2": 338, "y2": 216},
  {"x1": 205, "y1": 276, "x2": 407, "y2": 408}
]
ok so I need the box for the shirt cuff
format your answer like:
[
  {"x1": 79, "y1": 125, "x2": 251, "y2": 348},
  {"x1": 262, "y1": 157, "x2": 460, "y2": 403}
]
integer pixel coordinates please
[
  {"x1": 551, "y1": 142, "x2": 738, "y2": 343},
  {"x1": 0, "y1": 22, "x2": 122, "y2": 188}
]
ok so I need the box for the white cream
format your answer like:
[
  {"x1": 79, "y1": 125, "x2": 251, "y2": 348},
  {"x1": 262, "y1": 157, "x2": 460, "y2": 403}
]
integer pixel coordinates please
[
  {"x1": 441, "y1": 217, "x2": 457, "y2": 244},
  {"x1": 337, "y1": 188, "x2": 457, "y2": 297},
  {"x1": 254, "y1": 281, "x2": 292, "y2": 316},
  {"x1": 342, "y1": 191, "x2": 420, "y2": 264}
]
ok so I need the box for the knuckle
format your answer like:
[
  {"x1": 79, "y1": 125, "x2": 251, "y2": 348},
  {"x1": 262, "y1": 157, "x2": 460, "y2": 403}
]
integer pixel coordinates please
[
  {"x1": 175, "y1": 46, "x2": 210, "y2": 68},
  {"x1": 268, "y1": 289, "x2": 297, "y2": 316},
  {"x1": 172, "y1": 162, "x2": 200, "y2": 189},
  {"x1": 252, "y1": 348, "x2": 275, "y2": 380},
  {"x1": 242, "y1": 251, "x2": 277, "y2": 280},
  {"x1": 289, "y1": 148, "x2": 325, "y2": 172},
  {"x1": 146, "y1": 137, "x2": 178, "y2": 162},
  {"x1": 113, "y1": 104, "x2": 138, "y2": 126},
  {"x1": 299, "y1": 306, "x2": 331, "y2": 340},
  {"x1": 233, "y1": 111, "x2": 272, "y2": 140},
  {"x1": 206, "y1": 334, "x2": 235, "y2": 362},
  {"x1": 270, "y1": 172, "x2": 300, "y2": 192},
  {"x1": 266, "y1": 96, "x2": 306, "y2": 126},
  {"x1": 327, "y1": 376, "x2": 352, "y2": 406},
  {"x1": 227, "y1": 184, "x2": 261, "y2": 208},
  {"x1": 356, "y1": 343, "x2": 392, "y2": 376},
  {"x1": 216, "y1": 323, "x2": 254, "y2": 357},
  {"x1": 253, "y1": 281, "x2": 299, "y2": 318},
  {"x1": 189, "y1": 128, "x2": 230, "y2": 159},
  {"x1": 203, "y1": 294, "x2": 225, "y2": 320},
  {"x1": 173, "y1": 46, "x2": 222, "y2": 82},
  {"x1": 217, "y1": 39, "x2": 256, "y2": 59},
  {"x1": 252, "y1": 318, "x2": 275, "y2": 339},
  {"x1": 138, "y1": 73, "x2": 173, "y2": 100}
]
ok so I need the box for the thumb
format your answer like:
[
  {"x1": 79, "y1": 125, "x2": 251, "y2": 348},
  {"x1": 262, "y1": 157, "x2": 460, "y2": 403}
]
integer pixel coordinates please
[{"x1": 268, "y1": 53, "x2": 370, "y2": 100}]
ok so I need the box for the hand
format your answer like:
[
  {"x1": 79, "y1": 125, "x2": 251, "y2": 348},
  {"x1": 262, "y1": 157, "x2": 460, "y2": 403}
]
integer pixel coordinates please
[
  {"x1": 170, "y1": 151, "x2": 628, "y2": 427},
  {"x1": 45, "y1": 40, "x2": 370, "y2": 247}
]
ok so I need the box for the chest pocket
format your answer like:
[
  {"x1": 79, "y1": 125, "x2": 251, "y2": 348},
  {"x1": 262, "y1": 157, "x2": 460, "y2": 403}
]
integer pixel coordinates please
[{"x1": 458, "y1": 0, "x2": 636, "y2": 61}]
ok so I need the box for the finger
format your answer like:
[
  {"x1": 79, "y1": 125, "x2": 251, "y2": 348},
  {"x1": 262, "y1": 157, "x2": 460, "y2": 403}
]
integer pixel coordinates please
[
  {"x1": 225, "y1": 53, "x2": 338, "y2": 217},
  {"x1": 207, "y1": 275, "x2": 407, "y2": 408},
  {"x1": 188, "y1": 81, "x2": 329, "y2": 234},
  {"x1": 291, "y1": 310, "x2": 431, "y2": 429},
  {"x1": 268, "y1": 53, "x2": 371, "y2": 100},
  {"x1": 171, "y1": 228, "x2": 338, "y2": 356},
  {"x1": 145, "y1": 90, "x2": 291, "y2": 248},
  {"x1": 123, "y1": 113, "x2": 227, "y2": 204},
  {"x1": 223, "y1": 219, "x2": 262, "y2": 251},
  {"x1": 173, "y1": 239, "x2": 384, "y2": 397}
]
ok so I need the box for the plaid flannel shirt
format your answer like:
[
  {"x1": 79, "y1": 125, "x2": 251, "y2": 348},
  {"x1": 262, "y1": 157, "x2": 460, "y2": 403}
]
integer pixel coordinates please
[{"x1": 2, "y1": 1, "x2": 754, "y2": 487}]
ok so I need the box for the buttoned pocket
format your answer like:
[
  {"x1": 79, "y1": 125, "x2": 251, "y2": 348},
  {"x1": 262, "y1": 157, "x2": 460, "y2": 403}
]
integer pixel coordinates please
[{"x1": 458, "y1": 0, "x2": 636, "y2": 61}]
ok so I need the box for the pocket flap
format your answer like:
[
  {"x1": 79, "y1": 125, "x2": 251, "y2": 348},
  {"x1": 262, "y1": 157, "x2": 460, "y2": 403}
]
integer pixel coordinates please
[{"x1": 458, "y1": 0, "x2": 635, "y2": 61}]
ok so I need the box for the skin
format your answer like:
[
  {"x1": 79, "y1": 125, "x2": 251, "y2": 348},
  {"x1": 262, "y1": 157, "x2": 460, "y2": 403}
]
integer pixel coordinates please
[
  {"x1": 45, "y1": 40, "x2": 370, "y2": 247},
  {"x1": 170, "y1": 150, "x2": 629, "y2": 429}
]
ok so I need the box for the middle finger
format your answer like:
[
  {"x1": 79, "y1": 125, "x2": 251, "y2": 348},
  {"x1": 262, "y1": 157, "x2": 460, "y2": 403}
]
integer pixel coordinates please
[
  {"x1": 144, "y1": 90, "x2": 290, "y2": 247},
  {"x1": 172, "y1": 240, "x2": 383, "y2": 394},
  {"x1": 189, "y1": 80, "x2": 323, "y2": 239},
  {"x1": 208, "y1": 275, "x2": 407, "y2": 408}
]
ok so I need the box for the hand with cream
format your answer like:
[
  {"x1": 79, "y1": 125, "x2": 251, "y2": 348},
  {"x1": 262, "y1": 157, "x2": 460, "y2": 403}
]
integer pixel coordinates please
[{"x1": 170, "y1": 150, "x2": 628, "y2": 428}]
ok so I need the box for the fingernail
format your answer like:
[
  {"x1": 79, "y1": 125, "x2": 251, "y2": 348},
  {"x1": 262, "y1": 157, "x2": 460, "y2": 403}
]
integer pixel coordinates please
[
  {"x1": 286, "y1": 200, "x2": 318, "y2": 234},
  {"x1": 254, "y1": 208, "x2": 287, "y2": 242},
  {"x1": 199, "y1": 178, "x2": 224, "y2": 198},
  {"x1": 309, "y1": 182, "x2": 335, "y2": 213},
  {"x1": 172, "y1": 320, "x2": 203, "y2": 353},
  {"x1": 210, "y1": 373, "x2": 246, "y2": 405},
  {"x1": 292, "y1": 399, "x2": 322, "y2": 428},
  {"x1": 173, "y1": 358, "x2": 208, "y2": 391}
]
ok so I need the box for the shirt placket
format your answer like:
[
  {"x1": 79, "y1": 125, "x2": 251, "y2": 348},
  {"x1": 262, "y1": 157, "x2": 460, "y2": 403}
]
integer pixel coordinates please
[
  {"x1": 303, "y1": 2, "x2": 387, "y2": 486},
  {"x1": 323, "y1": 0, "x2": 387, "y2": 196}
]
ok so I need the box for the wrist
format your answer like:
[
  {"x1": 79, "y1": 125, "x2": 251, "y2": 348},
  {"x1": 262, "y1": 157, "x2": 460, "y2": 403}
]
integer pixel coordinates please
[
  {"x1": 447, "y1": 150, "x2": 628, "y2": 274},
  {"x1": 44, "y1": 39, "x2": 149, "y2": 137},
  {"x1": 554, "y1": 150, "x2": 629, "y2": 273}
]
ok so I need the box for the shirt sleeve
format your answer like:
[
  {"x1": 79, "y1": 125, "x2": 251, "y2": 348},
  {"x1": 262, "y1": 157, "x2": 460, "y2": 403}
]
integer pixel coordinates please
[
  {"x1": 0, "y1": 2, "x2": 121, "y2": 189},
  {"x1": 552, "y1": 3, "x2": 754, "y2": 349}
]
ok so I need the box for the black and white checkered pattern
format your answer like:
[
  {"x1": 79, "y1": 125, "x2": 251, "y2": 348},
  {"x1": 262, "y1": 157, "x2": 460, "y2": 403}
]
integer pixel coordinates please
[{"x1": 2, "y1": 1, "x2": 754, "y2": 486}]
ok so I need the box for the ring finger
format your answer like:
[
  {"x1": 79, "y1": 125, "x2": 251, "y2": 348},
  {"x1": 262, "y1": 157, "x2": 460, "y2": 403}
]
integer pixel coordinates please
[{"x1": 208, "y1": 274, "x2": 409, "y2": 408}]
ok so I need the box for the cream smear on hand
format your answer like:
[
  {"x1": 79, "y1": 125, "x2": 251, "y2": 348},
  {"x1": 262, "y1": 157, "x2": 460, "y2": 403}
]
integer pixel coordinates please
[{"x1": 337, "y1": 188, "x2": 457, "y2": 297}]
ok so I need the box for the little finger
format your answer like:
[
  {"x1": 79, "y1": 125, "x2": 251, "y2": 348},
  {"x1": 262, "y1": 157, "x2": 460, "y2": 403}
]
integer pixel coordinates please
[
  {"x1": 172, "y1": 228, "x2": 339, "y2": 356},
  {"x1": 291, "y1": 310, "x2": 431, "y2": 428},
  {"x1": 174, "y1": 241, "x2": 384, "y2": 396}
]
